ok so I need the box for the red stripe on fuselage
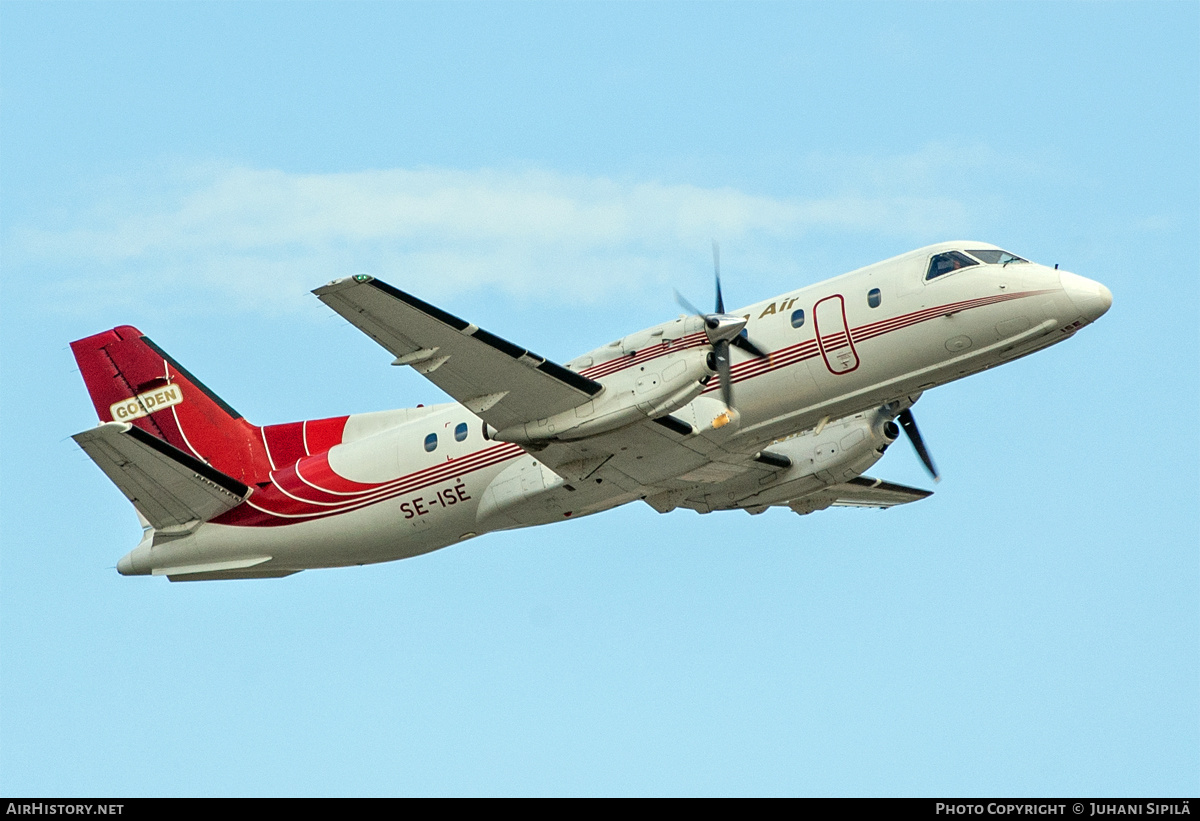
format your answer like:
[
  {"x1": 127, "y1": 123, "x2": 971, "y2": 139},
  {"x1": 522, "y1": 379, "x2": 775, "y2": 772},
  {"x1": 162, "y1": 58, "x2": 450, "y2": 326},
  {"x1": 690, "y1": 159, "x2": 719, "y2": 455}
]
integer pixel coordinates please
[
  {"x1": 213, "y1": 442, "x2": 524, "y2": 526},
  {"x1": 579, "y1": 331, "x2": 709, "y2": 379},
  {"x1": 700, "y1": 289, "x2": 1051, "y2": 395}
]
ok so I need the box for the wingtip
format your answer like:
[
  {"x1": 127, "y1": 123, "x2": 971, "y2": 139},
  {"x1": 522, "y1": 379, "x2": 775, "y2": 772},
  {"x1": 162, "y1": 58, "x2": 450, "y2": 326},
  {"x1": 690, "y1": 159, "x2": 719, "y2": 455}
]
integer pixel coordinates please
[{"x1": 313, "y1": 274, "x2": 375, "y2": 296}]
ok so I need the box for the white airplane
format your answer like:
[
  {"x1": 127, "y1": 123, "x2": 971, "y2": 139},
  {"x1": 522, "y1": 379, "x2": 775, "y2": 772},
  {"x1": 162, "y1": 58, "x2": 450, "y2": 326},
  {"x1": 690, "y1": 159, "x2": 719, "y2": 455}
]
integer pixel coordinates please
[{"x1": 72, "y1": 241, "x2": 1111, "y2": 581}]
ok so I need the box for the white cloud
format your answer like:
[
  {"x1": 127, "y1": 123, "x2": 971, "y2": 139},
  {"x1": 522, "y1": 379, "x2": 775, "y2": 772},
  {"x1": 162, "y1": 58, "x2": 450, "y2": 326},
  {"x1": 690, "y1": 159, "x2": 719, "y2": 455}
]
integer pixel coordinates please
[{"x1": 8, "y1": 161, "x2": 977, "y2": 315}]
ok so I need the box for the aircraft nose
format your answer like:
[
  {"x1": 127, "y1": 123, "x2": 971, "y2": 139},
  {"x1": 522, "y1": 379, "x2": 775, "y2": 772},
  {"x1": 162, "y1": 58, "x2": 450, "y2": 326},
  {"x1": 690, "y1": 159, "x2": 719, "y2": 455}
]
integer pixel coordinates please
[{"x1": 1060, "y1": 270, "x2": 1113, "y2": 323}]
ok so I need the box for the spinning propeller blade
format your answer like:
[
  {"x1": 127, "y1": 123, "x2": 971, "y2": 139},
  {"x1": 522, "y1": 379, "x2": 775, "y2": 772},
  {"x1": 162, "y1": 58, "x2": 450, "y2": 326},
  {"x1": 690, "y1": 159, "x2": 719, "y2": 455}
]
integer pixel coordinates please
[
  {"x1": 674, "y1": 242, "x2": 771, "y2": 409},
  {"x1": 713, "y1": 240, "x2": 725, "y2": 314},
  {"x1": 673, "y1": 289, "x2": 705, "y2": 320},
  {"x1": 731, "y1": 333, "x2": 769, "y2": 359},
  {"x1": 714, "y1": 340, "x2": 733, "y2": 408},
  {"x1": 897, "y1": 408, "x2": 940, "y2": 482}
]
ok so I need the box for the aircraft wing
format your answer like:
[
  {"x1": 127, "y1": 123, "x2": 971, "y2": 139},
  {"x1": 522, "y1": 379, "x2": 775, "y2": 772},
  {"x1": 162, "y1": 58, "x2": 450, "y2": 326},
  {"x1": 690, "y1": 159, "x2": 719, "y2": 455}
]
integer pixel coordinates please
[
  {"x1": 787, "y1": 476, "x2": 932, "y2": 515},
  {"x1": 314, "y1": 276, "x2": 602, "y2": 433},
  {"x1": 73, "y1": 422, "x2": 251, "y2": 531}
]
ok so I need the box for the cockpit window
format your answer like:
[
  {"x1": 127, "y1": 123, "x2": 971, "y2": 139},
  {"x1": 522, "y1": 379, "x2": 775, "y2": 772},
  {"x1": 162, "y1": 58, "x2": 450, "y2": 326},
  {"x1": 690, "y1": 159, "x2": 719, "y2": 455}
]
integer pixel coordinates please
[
  {"x1": 966, "y1": 249, "x2": 1028, "y2": 266},
  {"x1": 926, "y1": 251, "x2": 980, "y2": 281}
]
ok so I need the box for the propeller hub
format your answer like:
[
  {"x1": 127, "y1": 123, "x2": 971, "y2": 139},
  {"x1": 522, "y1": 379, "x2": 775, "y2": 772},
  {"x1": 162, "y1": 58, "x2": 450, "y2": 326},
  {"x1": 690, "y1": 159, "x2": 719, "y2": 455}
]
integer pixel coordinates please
[{"x1": 703, "y1": 314, "x2": 748, "y2": 344}]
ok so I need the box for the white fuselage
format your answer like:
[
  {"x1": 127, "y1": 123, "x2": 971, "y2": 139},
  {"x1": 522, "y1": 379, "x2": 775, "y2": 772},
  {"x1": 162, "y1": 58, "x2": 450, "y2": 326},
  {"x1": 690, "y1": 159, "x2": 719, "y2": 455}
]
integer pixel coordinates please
[{"x1": 117, "y1": 242, "x2": 1111, "y2": 577}]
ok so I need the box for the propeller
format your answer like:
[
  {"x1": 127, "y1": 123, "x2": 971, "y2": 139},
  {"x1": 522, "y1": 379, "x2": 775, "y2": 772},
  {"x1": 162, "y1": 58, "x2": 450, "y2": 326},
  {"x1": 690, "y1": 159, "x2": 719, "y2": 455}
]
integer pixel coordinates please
[
  {"x1": 896, "y1": 408, "x2": 940, "y2": 482},
  {"x1": 674, "y1": 241, "x2": 770, "y2": 408}
]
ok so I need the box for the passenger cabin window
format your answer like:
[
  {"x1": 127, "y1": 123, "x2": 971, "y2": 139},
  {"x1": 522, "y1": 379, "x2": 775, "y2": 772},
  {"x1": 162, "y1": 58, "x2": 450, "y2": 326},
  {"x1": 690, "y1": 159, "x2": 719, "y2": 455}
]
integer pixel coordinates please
[
  {"x1": 966, "y1": 249, "x2": 1028, "y2": 266},
  {"x1": 790, "y1": 309, "x2": 805, "y2": 328},
  {"x1": 424, "y1": 433, "x2": 438, "y2": 452},
  {"x1": 454, "y1": 422, "x2": 468, "y2": 442},
  {"x1": 867, "y1": 288, "x2": 881, "y2": 308},
  {"x1": 926, "y1": 251, "x2": 980, "y2": 281}
]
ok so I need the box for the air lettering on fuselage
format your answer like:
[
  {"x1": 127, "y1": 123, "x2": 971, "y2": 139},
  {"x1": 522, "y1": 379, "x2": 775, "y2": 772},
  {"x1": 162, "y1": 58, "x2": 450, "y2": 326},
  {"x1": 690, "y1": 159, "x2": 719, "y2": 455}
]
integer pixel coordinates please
[{"x1": 758, "y1": 298, "x2": 801, "y2": 319}]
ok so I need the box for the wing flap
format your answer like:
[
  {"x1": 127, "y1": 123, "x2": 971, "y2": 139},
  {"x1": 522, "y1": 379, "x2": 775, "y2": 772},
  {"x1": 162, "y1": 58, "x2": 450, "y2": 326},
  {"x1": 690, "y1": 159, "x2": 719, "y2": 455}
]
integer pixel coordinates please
[
  {"x1": 831, "y1": 476, "x2": 933, "y2": 508},
  {"x1": 788, "y1": 476, "x2": 932, "y2": 515},
  {"x1": 73, "y1": 422, "x2": 251, "y2": 530},
  {"x1": 314, "y1": 276, "x2": 602, "y2": 432}
]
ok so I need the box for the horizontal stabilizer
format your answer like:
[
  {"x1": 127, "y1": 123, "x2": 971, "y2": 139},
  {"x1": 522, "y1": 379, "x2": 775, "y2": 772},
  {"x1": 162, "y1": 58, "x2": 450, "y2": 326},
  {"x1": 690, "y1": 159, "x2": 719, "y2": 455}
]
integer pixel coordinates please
[
  {"x1": 314, "y1": 276, "x2": 603, "y2": 433},
  {"x1": 151, "y1": 557, "x2": 299, "y2": 582},
  {"x1": 787, "y1": 476, "x2": 931, "y2": 515},
  {"x1": 165, "y1": 568, "x2": 301, "y2": 582},
  {"x1": 73, "y1": 422, "x2": 251, "y2": 531}
]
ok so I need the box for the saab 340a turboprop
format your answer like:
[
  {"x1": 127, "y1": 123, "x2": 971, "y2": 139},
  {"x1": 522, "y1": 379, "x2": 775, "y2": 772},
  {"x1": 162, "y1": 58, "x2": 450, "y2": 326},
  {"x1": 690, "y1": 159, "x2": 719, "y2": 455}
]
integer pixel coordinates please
[{"x1": 71, "y1": 241, "x2": 1111, "y2": 581}]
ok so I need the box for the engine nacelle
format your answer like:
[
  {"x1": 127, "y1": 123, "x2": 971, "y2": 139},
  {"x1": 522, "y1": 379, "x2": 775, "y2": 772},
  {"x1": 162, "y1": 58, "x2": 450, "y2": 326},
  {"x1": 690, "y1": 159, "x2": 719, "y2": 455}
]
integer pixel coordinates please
[
  {"x1": 726, "y1": 410, "x2": 900, "y2": 510},
  {"x1": 492, "y1": 347, "x2": 715, "y2": 444}
]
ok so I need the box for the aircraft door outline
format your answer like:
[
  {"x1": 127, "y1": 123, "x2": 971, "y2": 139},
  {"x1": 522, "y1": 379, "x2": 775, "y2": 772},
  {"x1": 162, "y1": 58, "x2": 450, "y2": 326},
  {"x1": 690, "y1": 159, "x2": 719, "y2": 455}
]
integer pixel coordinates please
[{"x1": 813, "y1": 294, "x2": 860, "y2": 375}]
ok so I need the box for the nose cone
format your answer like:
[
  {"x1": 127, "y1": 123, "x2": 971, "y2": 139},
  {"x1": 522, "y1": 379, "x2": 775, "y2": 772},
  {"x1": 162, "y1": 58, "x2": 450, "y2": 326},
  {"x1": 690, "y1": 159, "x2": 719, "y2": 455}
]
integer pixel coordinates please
[{"x1": 1060, "y1": 271, "x2": 1113, "y2": 323}]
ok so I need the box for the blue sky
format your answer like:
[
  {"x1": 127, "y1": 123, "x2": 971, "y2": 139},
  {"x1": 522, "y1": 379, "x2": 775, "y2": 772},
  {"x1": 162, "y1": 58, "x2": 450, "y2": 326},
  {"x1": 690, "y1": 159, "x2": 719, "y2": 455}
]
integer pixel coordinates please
[{"x1": 1, "y1": 2, "x2": 1196, "y2": 796}]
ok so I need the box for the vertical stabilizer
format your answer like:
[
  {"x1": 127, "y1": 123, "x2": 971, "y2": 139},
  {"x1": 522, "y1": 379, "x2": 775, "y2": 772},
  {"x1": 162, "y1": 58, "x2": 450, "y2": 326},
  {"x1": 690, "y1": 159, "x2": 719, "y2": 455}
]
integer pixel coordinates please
[{"x1": 71, "y1": 326, "x2": 272, "y2": 484}]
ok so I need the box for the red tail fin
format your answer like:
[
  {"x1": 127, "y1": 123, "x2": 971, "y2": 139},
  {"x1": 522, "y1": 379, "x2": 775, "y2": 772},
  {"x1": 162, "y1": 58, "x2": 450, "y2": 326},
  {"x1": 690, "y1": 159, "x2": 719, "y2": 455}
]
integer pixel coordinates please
[{"x1": 71, "y1": 326, "x2": 272, "y2": 484}]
